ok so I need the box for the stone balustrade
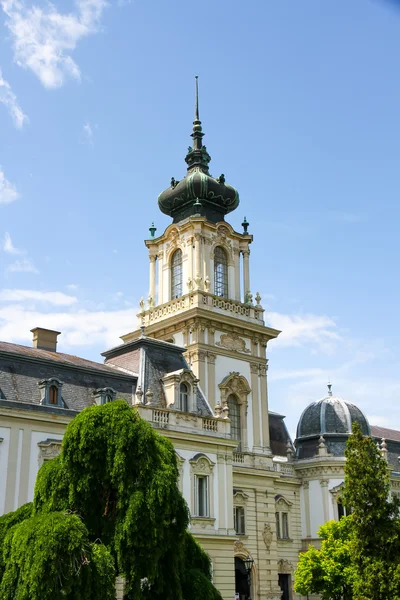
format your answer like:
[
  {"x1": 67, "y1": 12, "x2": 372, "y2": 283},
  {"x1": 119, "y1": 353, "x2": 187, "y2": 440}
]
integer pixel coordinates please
[
  {"x1": 137, "y1": 405, "x2": 230, "y2": 437},
  {"x1": 139, "y1": 291, "x2": 264, "y2": 327}
]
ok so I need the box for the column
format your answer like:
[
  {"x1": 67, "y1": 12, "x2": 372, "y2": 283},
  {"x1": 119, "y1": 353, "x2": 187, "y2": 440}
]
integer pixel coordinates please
[
  {"x1": 242, "y1": 248, "x2": 250, "y2": 300},
  {"x1": 250, "y1": 362, "x2": 261, "y2": 451},
  {"x1": 149, "y1": 255, "x2": 156, "y2": 303},
  {"x1": 234, "y1": 248, "x2": 240, "y2": 301},
  {"x1": 303, "y1": 481, "x2": 311, "y2": 538},
  {"x1": 194, "y1": 233, "x2": 202, "y2": 287},
  {"x1": 320, "y1": 479, "x2": 329, "y2": 522},
  {"x1": 260, "y1": 361, "x2": 270, "y2": 450},
  {"x1": 157, "y1": 251, "x2": 163, "y2": 305}
]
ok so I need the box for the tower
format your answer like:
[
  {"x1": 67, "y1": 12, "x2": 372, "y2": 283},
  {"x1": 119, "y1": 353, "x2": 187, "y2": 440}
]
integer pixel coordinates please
[{"x1": 122, "y1": 78, "x2": 280, "y2": 457}]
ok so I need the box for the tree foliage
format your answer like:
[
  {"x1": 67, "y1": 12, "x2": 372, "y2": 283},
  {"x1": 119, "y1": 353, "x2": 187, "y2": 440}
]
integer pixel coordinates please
[
  {"x1": 294, "y1": 517, "x2": 354, "y2": 600},
  {"x1": 295, "y1": 422, "x2": 400, "y2": 600},
  {"x1": 343, "y1": 422, "x2": 400, "y2": 600},
  {"x1": 0, "y1": 401, "x2": 222, "y2": 600}
]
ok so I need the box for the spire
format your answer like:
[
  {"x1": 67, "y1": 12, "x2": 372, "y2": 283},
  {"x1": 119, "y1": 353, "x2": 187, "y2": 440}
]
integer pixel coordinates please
[
  {"x1": 185, "y1": 76, "x2": 211, "y2": 173},
  {"x1": 327, "y1": 382, "x2": 333, "y2": 397}
]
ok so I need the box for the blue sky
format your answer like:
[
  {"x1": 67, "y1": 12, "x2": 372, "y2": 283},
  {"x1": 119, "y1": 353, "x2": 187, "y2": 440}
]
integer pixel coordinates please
[{"x1": 1, "y1": 0, "x2": 399, "y2": 438}]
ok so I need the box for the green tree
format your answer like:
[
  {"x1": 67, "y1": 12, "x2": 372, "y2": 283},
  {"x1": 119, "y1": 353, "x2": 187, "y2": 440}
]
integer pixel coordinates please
[
  {"x1": 294, "y1": 517, "x2": 354, "y2": 600},
  {"x1": 343, "y1": 421, "x2": 400, "y2": 600},
  {"x1": 0, "y1": 401, "x2": 222, "y2": 600}
]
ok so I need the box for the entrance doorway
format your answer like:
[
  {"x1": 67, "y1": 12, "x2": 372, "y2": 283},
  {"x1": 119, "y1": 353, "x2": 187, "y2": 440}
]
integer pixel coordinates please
[
  {"x1": 278, "y1": 574, "x2": 290, "y2": 600},
  {"x1": 235, "y1": 557, "x2": 250, "y2": 600}
]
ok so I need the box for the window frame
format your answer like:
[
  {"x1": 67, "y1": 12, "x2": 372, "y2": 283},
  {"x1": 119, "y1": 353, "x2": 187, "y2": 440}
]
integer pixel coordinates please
[
  {"x1": 195, "y1": 474, "x2": 209, "y2": 517},
  {"x1": 38, "y1": 378, "x2": 63, "y2": 407},
  {"x1": 93, "y1": 388, "x2": 117, "y2": 405},
  {"x1": 227, "y1": 394, "x2": 242, "y2": 450},
  {"x1": 170, "y1": 248, "x2": 183, "y2": 300},
  {"x1": 234, "y1": 505, "x2": 246, "y2": 535},
  {"x1": 214, "y1": 246, "x2": 228, "y2": 298},
  {"x1": 180, "y1": 382, "x2": 189, "y2": 412}
]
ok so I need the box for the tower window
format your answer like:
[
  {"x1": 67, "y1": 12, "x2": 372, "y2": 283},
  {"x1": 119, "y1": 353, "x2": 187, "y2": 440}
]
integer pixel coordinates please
[
  {"x1": 228, "y1": 394, "x2": 241, "y2": 450},
  {"x1": 171, "y1": 249, "x2": 183, "y2": 299},
  {"x1": 214, "y1": 246, "x2": 228, "y2": 297},
  {"x1": 180, "y1": 382, "x2": 189, "y2": 412}
]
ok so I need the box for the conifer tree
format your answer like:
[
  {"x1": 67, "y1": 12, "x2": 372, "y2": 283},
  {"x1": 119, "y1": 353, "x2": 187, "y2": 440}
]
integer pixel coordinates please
[{"x1": 0, "y1": 401, "x2": 222, "y2": 600}]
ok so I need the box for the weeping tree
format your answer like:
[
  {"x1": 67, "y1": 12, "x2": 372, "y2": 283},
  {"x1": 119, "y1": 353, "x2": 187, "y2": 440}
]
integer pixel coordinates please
[{"x1": 0, "y1": 401, "x2": 222, "y2": 600}]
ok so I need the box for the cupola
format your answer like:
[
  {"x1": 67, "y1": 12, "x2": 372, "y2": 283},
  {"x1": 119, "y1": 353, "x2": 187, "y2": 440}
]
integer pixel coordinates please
[
  {"x1": 295, "y1": 384, "x2": 370, "y2": 459},
  {"x1": 158, "y1": 77, "x2": 239, "y2": 224}
]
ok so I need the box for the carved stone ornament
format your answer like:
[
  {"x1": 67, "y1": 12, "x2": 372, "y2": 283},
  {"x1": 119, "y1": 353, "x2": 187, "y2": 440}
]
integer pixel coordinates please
[
  {"x1": 190, "y1": 455, "x2": 215, "y2": 475},
  {"x1": 262, "y1": 523, "x2": 273, "y2": 550},
  {"x1": 38, "y1": 439, "x2": 62, "y2": 466},
  {"x1": 216, "y1": 332, "x2": 250, "y2": 354},
  {"x1": 234, "y1": 539, "x2": 249, "y2": 556},
  {"x1": 277, "y1": 559, "x2": 293, "y2": 574}
]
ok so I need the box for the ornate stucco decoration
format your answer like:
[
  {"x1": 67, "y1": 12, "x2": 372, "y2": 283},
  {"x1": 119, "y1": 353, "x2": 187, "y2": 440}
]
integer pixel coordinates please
[
  {"x1": 216, "y1": 332, "x2": 250, "y2": 354},
  {"x1": 38, "y1": 439, "x2": 62, "y2": 466},
  {"x1": 275, "y1": 494, "x2": 293, "y2": 511},
  {"x1": 189, "y1": 453, "x2": 215, "y2": 476},
  {"x1": 277, "y1": 559, "x2": 293, "y2": 574},
  {"x1": 234, "y1": 539, "x2": 251, "y2": 557},
  {"x1": 218, "y1": 372, "x2": 251, "y2": 409},
  {"x1": 233, "y1": 490, "x2": 249, "y2": 506},
  {"x1": 262, "y1": 523, "x2": 273, "y2": 550}
]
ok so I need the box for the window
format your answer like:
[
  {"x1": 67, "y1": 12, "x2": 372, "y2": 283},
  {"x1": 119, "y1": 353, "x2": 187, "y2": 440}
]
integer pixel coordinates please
[
  {"x1": 171, "y1": 249, "x2": 183, "y2": 299},
  {"x1": 38, "y1": 378, "x2": 63, "y2": 407},
  {"x1": 275, "y1": 511, "x2": 281, "y2": 539},
  {"x1": 276, "y1": 511, "x2": 290, "y2": 539},
  {"x1": 214, "y1": 246, "x2": 228, "y2": 297},
  {"x1": 49, "y1": 385, "x2": 58, "y2": 405},
  {"x1": 337, "y1": 497, "x2": 352, "y2": 519},
  {"x1": 234, "y1": 506, "x2": 245, "y2": 535},
  {"x1": 282, "y1": 512, "x2": 289, "y2": 538},
  {"x1": 228, "y1": 394, "x2": 241, "y2": 450},
  {"x1": 93, "y1": 388, "x2": 116, "y2": 405},
  {"x1": 180, "y1": 382, "x2": 189, "y2": 412},
  {"x1": 195, "y1": 475, "x2": 209, "y2": 517}
]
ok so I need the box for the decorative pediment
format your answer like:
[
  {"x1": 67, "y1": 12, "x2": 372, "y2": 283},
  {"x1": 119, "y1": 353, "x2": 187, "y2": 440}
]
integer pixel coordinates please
[
  {"x1": 275, "y1": 494, "x2": 293, "y2": 510},
  {"x1": 38, "y1": 438, "x2": 62, "y2": 466},
  {"x1": 218, "y1": 373, "x2": 251, "y2": 406},
  {"x1": 234, "y1": 539, "x2": 251, "y2": 557},
  {"x1": 233, "y1": 489, "x2": 249, "y2": 505},
  {"x1": 216, "y1": 333, "x2": 250, "y2": 354},
  {"x1": 190, "y1": 453, "x2": 215, "y2": 475}
]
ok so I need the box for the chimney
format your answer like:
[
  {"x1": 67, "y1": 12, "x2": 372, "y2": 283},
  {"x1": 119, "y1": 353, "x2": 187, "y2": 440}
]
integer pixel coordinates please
[{"x1": 30, "y1": 328, "x2": 61, "y2": 352}]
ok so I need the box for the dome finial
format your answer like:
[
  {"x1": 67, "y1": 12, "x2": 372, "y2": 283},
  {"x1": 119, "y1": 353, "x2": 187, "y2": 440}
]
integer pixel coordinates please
[
  {"x1": 195, "y1": 75, "x2": 199, "y2": 121},
  {"x1": 327, "y1": 382, "x2": 333, "y2": 396}
]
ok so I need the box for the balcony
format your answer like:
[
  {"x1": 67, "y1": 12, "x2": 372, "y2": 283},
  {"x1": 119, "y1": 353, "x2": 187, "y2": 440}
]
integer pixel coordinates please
[{"x1": 137, "y1": 405, "x2": 231, "y2": 437}]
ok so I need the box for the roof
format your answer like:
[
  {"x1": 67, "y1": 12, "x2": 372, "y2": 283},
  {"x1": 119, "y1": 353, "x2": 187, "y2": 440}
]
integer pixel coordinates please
[
  {"x1": 370, "y1": 425, "x2": 400, "y2": 442},
  {"x1": 0, "y1": 340, "x2": 134, "y2": 378}
]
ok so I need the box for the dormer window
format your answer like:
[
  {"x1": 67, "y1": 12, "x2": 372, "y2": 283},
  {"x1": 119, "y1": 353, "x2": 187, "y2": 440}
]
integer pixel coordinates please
[
  {"x1": 38, "y1": 378, "x2": 63, "y2": 407},
  {"x1": 180, "y1": 383, "x2": 189, "y2": 412},
  {"x1": 93, "y1": 388, "x2": 116, "y2": 405}
]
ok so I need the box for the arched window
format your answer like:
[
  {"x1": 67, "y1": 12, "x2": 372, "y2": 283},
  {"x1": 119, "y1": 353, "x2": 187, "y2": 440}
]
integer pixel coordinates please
[
  {"x1": 49, "y1": 385, "x2": 58, "y2": 405},
  {"x1": 171, "y1": 249, "x2": 183, "y2": 299},
  {"x1": 214, "y1": 246, "x2": 228, "y2": 297},
  {"x1": 180, "y1": 382, "x2": 189, "y2": 412},
  {"x1": 228, "y1": 394, "x2": 241, "y2": 450}
]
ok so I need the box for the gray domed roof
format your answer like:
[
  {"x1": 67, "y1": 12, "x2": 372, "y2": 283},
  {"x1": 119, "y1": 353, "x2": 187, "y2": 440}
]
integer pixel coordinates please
[{"x1": 296, "y1": 391, "x2": 370, "y2": 440}]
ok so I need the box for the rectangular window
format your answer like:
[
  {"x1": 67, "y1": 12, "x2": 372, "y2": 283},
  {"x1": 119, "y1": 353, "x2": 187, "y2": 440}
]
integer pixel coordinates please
[
  {"x1": 275, "y1": 511, "x2": 281, "y2": 539},
  {"x1": 196, "y1": 476, "x2": 209, "y2": 517},
  {"x1": 234, "y1": 506, "x2": 245, "y2": 535},
  {"x1": 282, "y1": 512, "x2": 289, "y2": 538}
]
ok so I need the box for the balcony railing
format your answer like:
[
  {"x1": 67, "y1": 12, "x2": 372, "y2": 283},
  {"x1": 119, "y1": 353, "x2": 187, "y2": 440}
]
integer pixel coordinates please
[{"x1": 137, "y1": 405, "x2": 230, "y2": 436}]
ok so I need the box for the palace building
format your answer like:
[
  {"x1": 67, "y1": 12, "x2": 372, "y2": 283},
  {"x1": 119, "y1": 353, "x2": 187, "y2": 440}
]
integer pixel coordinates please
[{"x1": 0, "y1": 83, "x2": 398, "y2": 600}]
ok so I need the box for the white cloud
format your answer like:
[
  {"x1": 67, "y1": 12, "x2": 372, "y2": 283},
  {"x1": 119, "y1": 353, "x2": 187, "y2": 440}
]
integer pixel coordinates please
[
  {"x1": 0, "y1": 168, "x2": 20, "y2": 205},
  {"x1": 83, "y1": 121, "x2": 94, "y2": 144},
  {"x1": 66, "y1": 283, "x2": 78, "y2": 290},
  {"x1": 265, "y1": 311, "x2": 340, "y2": 352},
  {"x1": 0, "y1": 289, "x2": 77, "y2": 305},
  {"x1": 0, "y1": 302, "x2": 135, "y2": 349},
  {"x1": 3, "y1": 232, "x2": 23, "y2": 254},
  {"x1": 7, "y1": 258, "x2": 38, "y2": 273},
  {"x1": 0, "y1": 68, "x2": 27, "y2": 128},
  {"x1": 1, "y1": 0, "x2": 108, "y2": 89}
]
